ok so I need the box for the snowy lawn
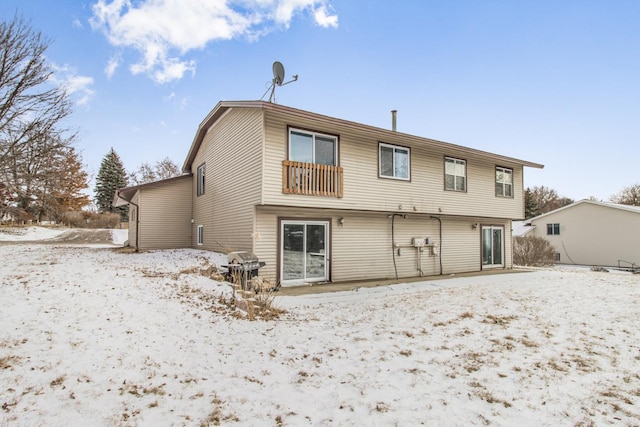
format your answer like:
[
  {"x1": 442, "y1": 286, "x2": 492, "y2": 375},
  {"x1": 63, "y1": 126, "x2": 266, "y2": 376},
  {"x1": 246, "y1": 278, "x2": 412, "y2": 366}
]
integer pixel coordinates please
[{"x1": 1, "y1": 235, "x2": 639, "y2": 426}]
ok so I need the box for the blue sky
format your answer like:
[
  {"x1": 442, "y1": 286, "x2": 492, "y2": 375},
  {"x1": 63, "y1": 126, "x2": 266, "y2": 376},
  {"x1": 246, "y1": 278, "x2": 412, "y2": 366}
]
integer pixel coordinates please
[{"x1": 2, "y1": 1, "x2": 639, "y2": 202}]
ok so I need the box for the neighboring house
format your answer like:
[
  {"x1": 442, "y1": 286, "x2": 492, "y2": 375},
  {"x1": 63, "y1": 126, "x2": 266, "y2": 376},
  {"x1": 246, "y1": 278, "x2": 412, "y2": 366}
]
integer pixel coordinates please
[
  {"x1": 114, "y1": 101, "x2": 543, "y2": 286},
  {"x1": 518, "y1": 199, "x2": 640, "y2": 268}
]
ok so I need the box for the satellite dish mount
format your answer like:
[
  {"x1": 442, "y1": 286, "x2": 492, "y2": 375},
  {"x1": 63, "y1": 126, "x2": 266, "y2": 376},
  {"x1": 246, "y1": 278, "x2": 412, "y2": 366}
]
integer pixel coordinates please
[{"x1": 262, "y1": 61, "x2": 298, "y2": 103}]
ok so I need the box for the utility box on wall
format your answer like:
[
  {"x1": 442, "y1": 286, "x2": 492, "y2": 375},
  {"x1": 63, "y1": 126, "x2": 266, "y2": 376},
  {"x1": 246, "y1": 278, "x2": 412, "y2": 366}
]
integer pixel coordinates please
[{"x1": 412, "y1": 237, "x2": 426, "y2": 247}]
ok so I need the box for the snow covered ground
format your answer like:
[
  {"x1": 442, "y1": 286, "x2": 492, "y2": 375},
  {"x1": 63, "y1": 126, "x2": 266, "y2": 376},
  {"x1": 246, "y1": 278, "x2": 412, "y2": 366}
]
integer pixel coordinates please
[{"x1": 1, "y1": 227, "x2": 639, "y2": 426}]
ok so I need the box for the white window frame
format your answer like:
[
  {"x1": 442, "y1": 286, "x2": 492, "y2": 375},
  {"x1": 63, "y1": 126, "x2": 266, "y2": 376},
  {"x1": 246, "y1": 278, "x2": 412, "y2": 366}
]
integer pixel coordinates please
[
  {"x1": 445, "y1": 157, "x2": 466, "y2": 191},
  {"x1": 280, "y1": 220, "x2": 330, "y2": 286},
  {"x1": 547, "y1": 223, "x2": 560, "y2": 235},
  {"x1": 197, "y1": 225, "x2": 204, "y2": 245},
  {"x1": 379, "y1": 142, "x2": 410, "y2": 181},
  {"x1": 495, "y1": 166, "x2": 513, "y2": 197},
  {"x1": 288, "y1": 128, "x2": 338, "y2": 166},
  {"x1": 197, "y1": 163, "x2": 205, "y2": 196}
]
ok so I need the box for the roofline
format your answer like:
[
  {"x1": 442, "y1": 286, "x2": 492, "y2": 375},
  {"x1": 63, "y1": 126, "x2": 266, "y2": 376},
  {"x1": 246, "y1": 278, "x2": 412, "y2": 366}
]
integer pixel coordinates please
[
  {"x1": 181, "y1": 100, "x2": 545, "y2": 172},
  {"x1": 528, "y1": 199, "x2": 640, "y2": 222},
  {"x1": 112, "y1": 174, "x2": 192, "y2": 207}
]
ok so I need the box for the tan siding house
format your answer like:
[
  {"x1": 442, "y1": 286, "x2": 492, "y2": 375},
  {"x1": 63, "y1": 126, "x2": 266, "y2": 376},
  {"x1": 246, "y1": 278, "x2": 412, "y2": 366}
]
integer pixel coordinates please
[
  {"x1": 116, "y1": 100, "x2": 543, "y2": 286},
  {"x1": 522, "y1": 200, "x2": 640, "y2": 268},
  {"x1": 114, "y1": 175, "x2": 192, "y2": 250}
]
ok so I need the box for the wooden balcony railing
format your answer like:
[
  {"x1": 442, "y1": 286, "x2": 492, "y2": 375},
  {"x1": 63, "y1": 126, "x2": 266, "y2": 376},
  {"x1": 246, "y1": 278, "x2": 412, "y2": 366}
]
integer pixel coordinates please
[{"x1": 282, "y1": 160, "x2": 343, "y2": 198}]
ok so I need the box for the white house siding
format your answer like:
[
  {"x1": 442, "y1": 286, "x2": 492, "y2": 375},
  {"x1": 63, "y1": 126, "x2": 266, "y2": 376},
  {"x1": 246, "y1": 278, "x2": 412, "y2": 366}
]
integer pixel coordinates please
[
  {"x1": 254, "y1": 206, "x2": 505, "y2": 286},
  {"x1": 529, "y1": 202, "x2": 640, "y2": 267},
  {"x1": 137, "y1": 177, "x2": 192, "y2": 250},
  {"x1": 261, "y1": 109, "x2": 525, "y2": 220},
  {"x1": 190, "y1": 108, "x2": 263, "y2": 253}
]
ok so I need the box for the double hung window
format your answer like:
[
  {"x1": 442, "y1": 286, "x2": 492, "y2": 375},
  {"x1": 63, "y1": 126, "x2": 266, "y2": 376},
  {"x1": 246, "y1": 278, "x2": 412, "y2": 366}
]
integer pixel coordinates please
[
  {"x1": 495, "y1": 166, "x2": 513, "y2": 197},
  {"x1": 379, "y1": 143, "x2": 410, "y2": 180},
  {"x1": 445, "y1": 157, "x2": 466, "y2": 191},
  {"x1": 547, "y1": 223, "x2": 560, "y2": 235}
]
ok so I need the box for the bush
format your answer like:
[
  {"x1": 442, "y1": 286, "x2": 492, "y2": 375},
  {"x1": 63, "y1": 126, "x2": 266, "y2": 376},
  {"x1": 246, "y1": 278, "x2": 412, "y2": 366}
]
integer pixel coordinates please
[
  {"x1": 61, "y1": 211, "x2": 121, "y2": 229},
  {"x1": 513, "y1": 235, "x2": 556, "y2": 266}
]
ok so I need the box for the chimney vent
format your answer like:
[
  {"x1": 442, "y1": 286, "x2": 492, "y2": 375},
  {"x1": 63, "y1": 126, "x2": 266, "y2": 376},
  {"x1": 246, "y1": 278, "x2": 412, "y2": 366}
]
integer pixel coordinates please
[{"x1": 391, "y1": 110, "x2": 397, "y2": 132}]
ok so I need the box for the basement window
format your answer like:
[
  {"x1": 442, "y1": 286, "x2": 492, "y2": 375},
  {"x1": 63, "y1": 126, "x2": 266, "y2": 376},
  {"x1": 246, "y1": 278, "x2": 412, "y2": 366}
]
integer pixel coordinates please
[{"x1": 197, "y1": 225, "x2": 204, "y2": 245}]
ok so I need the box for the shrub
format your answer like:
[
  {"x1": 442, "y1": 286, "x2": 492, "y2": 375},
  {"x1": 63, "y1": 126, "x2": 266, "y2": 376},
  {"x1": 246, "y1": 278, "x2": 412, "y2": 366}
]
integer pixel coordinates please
[
  {"x1": 513, "y1": 235, "x2": 556, "y2": 266},
  {"x1": 61, "y1": 211, "x2": 121, "y2": 228}
]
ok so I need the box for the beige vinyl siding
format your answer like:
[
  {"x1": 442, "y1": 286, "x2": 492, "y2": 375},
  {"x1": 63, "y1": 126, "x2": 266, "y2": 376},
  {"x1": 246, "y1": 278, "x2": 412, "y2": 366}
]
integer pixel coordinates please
[
  {"x1": 255, "y1": 206, "x2": 505, "y2": 285},
  {"x1": 137, "y1": 177, "x2": 192, "y2": 250},
  {"x1": 190, "y1": 107, "x2": 263, "y2": 253},
  {"x1": 128, "y1": 191, "x2": 140, "y2": 249},
  {"x1": 529, "y1": 203, "x2": 640, "y2": 267},
  {"x1": 262, "y1": 110, "x2": 525, "y2": 220}
]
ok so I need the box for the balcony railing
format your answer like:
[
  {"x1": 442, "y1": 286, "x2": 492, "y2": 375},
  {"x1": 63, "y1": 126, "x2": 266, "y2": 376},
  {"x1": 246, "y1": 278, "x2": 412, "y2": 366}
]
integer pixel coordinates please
[{"x1": 282, "y1": 160, "x2": 343, "y2": 198}]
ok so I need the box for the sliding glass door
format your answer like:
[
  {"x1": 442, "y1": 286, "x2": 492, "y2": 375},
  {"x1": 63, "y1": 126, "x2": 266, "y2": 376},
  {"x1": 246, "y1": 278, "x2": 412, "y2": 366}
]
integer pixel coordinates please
[{"x1": 281, "y1": 221, "x2": 329, "y2": 285}]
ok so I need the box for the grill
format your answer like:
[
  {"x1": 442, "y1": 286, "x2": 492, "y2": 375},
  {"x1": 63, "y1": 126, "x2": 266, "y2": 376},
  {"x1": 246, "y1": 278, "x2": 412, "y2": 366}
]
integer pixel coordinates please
[{"x1": 224, "y1": 251, "x2": 265, "y2": 289}]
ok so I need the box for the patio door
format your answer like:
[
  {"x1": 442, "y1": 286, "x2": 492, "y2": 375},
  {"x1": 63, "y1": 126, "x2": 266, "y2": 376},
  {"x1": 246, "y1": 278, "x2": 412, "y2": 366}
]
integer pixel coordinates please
[
  {"x1": 281, "y1": 221, "x2": 329, "y2": 285},
  {"x1": 482, "y1": 225, "x2": 504, "y2": 268}
]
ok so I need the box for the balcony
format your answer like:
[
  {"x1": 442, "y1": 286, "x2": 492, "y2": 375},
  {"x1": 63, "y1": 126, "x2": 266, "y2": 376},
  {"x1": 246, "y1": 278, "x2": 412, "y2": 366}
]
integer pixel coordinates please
[{"x1": 282, "y1": 160, "x2": 343, "y2": 198}]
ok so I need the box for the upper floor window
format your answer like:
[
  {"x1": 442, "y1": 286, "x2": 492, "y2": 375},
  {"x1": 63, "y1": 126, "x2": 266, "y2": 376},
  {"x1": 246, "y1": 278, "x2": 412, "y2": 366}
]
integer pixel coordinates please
[
  {"x1": 289, "y1": 128, "x2": 337, "y2": 166},
  {"x1": 495, "y1": 166, "x2": 513, "y2": 197},
  {"x1": 547, "y1": 223, "x2": 560, "y2": 235},
  {"x1": 445, "y1": 157, "x2": 466, "y2": 191},
  {"x1": 379, "y1": 143, "x2": 410, "y2": 180},
  {"x1": 197, "y1": 163, "x2": 205, "y2": 196}
]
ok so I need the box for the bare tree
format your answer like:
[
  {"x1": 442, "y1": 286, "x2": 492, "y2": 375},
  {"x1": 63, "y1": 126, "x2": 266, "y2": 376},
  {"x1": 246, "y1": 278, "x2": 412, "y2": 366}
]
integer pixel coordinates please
[
  {"x1": 129, "y1": 157, "x2": 182, "y2": 185},
  {"x1": 0, "y1": 15, "x2": 77, "y2": 221},
  {"x1": 610, "y1": 184, "x2": 640, "y2": 206},
  {"x1": 527, "y1": 186, "x2": 574, "y2": 215}
]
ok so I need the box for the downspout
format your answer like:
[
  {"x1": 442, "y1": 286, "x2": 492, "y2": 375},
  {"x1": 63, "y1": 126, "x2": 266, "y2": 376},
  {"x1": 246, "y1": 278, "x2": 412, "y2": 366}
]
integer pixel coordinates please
[
  {"x1": 391, "y1": 213, "x2": 406, "y2": 280},
  {"x1": 429, "y1": 216, "x2": 443, "y2": 275}
]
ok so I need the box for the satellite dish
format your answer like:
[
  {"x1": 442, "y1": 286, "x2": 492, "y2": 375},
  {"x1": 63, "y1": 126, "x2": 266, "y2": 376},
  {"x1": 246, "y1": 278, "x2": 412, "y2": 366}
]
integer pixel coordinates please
[
  {"x1": 261, "y1": 61, "x2": 299, "y2": 103},
  {"x1": 273, "y1": 61, "x2": 285, "y2": 86}
]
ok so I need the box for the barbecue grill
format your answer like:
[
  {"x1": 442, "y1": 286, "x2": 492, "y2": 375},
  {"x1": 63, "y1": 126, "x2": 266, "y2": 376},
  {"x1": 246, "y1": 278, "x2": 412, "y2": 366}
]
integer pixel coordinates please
[{"x1": 224, "y1": 251, "x2": 265, "y2": 289}]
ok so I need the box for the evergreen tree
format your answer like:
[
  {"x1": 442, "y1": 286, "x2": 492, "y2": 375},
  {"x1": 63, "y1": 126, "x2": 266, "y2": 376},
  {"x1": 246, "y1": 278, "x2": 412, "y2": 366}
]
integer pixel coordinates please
[
  {"x1": 524, "y1": 188, "x2": 539, "y2": 219},
  {"x1": 94, "y1": 148, "x2": 128, "y2": 220}
]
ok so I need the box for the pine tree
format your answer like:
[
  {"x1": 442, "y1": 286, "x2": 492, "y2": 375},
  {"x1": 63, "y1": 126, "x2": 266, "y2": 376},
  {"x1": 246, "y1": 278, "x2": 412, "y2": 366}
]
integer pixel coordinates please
[{"x1": 94, "y1": 148, "x2": 128, "y2": 220}]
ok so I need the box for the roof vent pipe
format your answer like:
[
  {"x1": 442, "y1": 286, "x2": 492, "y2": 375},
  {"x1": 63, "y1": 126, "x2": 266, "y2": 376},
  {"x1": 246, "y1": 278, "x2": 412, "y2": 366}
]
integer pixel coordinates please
[{"x1": 391, "y1": 109, "x2": 397, "y2": 132}]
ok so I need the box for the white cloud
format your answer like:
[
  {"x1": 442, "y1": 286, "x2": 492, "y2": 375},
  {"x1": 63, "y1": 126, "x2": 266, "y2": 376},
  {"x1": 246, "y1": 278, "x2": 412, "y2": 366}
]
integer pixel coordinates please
[
  {"x1": 89, "y1": 0, "x2": 338, "y2": 83},
  {"x1": 105, "y1": 55, "x2": 121, "y2": 78},
  {"x1": 313, "y1": 4, "x2": 338, "y2": 28},
  {"x1": 49, "y1": 63, "x2": 96, "y2": 106},
  {"x1": 72, "y1": 19, "x2": 84, "y2": 29}
]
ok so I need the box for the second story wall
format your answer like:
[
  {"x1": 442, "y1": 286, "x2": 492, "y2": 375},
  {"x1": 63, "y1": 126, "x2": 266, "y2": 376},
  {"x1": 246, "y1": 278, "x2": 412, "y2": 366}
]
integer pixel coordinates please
[
  {"x1": 262, "y1": 109, "x2": 525, "y2": 219},
  {"x1": 190, "y1": 107, "x2": 264, "y2": 252}
]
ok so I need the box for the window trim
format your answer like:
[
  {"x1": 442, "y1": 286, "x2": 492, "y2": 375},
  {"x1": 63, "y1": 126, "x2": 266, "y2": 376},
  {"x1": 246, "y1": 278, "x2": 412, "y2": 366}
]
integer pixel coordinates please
[
  {"x1": 495, "y1": 166, "x2": 513, "y2": 198},
  {"x1": 197, "y1": 225, "x2": 204, "y2": 245},
  {"x1": 547, "y1": 223, "x2": 560, "y2": 235},
  {"x1": 287, "y1": 126, "x2": 339, "y2": 166},
  {"x1": 196, "y1": 163, "x2": 206, "y2": 196},
  {"x1": 444, "y1": 156, "x2": 467, "y2": 192},
  {"x1": 378, "y1": 142, "x2": 411, "y2": 181}
]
